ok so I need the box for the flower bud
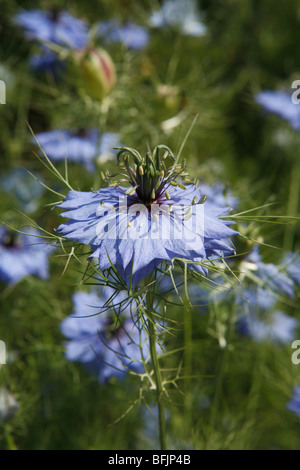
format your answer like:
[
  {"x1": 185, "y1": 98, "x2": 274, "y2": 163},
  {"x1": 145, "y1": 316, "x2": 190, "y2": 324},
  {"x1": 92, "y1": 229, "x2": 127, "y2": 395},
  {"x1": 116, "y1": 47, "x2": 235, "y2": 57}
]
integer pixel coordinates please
[{"x1": 71, "y1": 46, "x2": 116, "y2": 101}]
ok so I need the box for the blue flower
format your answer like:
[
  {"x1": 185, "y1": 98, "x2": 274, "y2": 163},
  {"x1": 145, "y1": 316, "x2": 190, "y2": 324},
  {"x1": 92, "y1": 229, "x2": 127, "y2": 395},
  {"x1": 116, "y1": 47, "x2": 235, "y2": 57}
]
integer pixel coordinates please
[
  {"x1": 96, "y1": 19, "x2": 150, "y2": 50},
  {"x1": 255, "y1": 90, "x2": 300, "y2": 130},
  {"x1": 230, "y1": 247, "x2": 299, "y2": 342},
  {"x1": 240, "y1": 286, "x2": 277, "y2": 312},
  {"x1": 56, "y1": 145, "x2": 239, "y2": 288},
  {"x1": 13, "y1": 9, "x2": 89, "y2": 73},
  {"x1": 238, "y1": 310, "x2": 298, "y2": 343},
  {"x1": 282, "y1": 251, "x2": 300, "y2": 286},
  {"x1": 193, "y1": 246, "x2": 298, "y2": 309},
  {"x1": 34, "y1": 129, "x2": 120, "y2": 172},
  {"x1": 197, "y1": 181, "x2": 239, "y2": 211},
  {"x1": 13, "y1": 9, "x2": 89, "y2": 49},
  {"x1": 287, "y1": 386, "x2": 300, "y2": 416},
  {"x1": 29, "y1": 49, "x2": 66, "y2": 75},
  {"x1": 188, "y1": 243, "x2": 299, "y2": 344},
  {"x1": 1, "y1": 168, "x2": 45, "y2": 214},
  {"x1": 60, "y1": 288, "x2": 154, "y2": 382},
  {"x1": 96, "y1": 132, "x2": 122, "y2": 165},
  {"x1": 0, "y1": 226, "x2": 53, "y2": 284},
  {"x1": 150, "y1": 0, "x2": 207, "y2": 37},
  {"x1": 242, "y1": 247, "x2": 296, "y2": 299}
]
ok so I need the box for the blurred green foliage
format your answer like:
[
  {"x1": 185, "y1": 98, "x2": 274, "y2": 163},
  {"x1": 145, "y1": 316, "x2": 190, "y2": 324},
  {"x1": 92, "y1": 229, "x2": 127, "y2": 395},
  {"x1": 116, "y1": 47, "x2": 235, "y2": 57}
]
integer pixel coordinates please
[{"x1": 0, "y1": 0, "x2": 300, "y2": 450}]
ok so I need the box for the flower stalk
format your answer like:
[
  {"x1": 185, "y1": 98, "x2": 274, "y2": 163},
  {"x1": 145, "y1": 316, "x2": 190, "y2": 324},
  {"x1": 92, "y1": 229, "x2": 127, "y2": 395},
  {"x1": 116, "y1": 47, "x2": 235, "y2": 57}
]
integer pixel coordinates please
[{"x1": 145, "y1": 275, "x2": 167, "y2": 450}]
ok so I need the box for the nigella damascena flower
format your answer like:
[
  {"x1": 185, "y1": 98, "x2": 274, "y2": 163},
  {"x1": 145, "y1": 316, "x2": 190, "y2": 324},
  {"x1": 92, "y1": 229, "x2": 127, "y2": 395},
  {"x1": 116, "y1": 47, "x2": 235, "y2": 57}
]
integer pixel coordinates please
[
  {"x1": 287, "y1": 386, "x2": 300, "y2": 417},
  {"x1": 13, "y1": 9, "x2": 89, "y2": 73},
  {"x1": 197, "y1": 182, "x2": 239, "y2": 211},
  {"x1": 96, "y1": 132, "x2": 122, "y2": 165},
  {"x1": 281, "y1": 251, "x2": 300, "y2": 287},
  {"x1": 241, "y1": 246, "x2": 295, "y2": 299},
  {"x1": 150, "y1": 0, "x2": 207, "y2": 37},
  {"x1": 96, "y1": 19, "x2": 150, "y2": 50},
  {"x1": 29, "y1": 49, "x2": 66, "y2": 75},
  {"x1": 0, "y1": 226, "x2": 53, "y2": 284},
  {"x1": 238, "y1": 310, "x2": 298, "y2": 344},
  {"x1": 232, "y1": 247, "x2": 299, "y2": 342},
  {"x1": 56, "y1": 145, "x2": 239, "y2": 288},
  {"x1": 34, "y1": 129, "x2": 121, "y2": 172},
  {"x1": 255, "y1": 90, "x2": 300, "y2": 130},
  {"x1": 13, "y1": 9, "x2": 89, "y2": 49},
  {"x1": 1, "y1": 168, "x2": 45, "y2": 214},
  {"x1": 60, "y1": 288, "x2": 154, "y2": 382}
]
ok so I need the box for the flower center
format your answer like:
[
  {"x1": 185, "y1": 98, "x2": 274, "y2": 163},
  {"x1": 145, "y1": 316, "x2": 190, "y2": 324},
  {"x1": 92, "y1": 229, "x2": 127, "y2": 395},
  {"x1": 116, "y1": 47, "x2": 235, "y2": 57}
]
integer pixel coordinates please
[
  {"x1": 103, "y1": 315, "x2": 125, "y2": 341},
  {"x1": 102, "y1": 145, "x2": 193, "y2": 207},
  {"x1": 1, "y1": 232, "x2": 20, "y2": 249},
  {"x1": 50, "y1": 8, "x2": 61, "y2": 22}
]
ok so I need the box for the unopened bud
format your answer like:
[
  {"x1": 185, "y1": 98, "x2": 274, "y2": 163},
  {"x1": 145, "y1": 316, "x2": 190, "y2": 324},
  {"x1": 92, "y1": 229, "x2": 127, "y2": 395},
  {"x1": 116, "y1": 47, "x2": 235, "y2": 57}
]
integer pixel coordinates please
[{"x1": 71, "y1": 47, "x2": 116, "y2": 101}]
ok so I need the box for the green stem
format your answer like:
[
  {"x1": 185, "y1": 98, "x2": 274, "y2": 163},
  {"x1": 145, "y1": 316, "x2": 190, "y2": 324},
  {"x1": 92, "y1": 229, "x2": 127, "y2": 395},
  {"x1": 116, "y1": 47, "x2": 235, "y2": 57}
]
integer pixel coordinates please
[
  {"x1": 145, "y1": 276, "x2": 167, "y2": 450},
  {"x1": 209, "y1": 303, "x2": 234, "y2": 430},
  {"x1": 183, "y1": 304, "x2": 192, "y2": 433},
  {"x1": 183, "y1": 263, "x2": 193, "y2": 434},
  {"x1": 283, "y1": 159, "x2": 300, "y2": 251}
]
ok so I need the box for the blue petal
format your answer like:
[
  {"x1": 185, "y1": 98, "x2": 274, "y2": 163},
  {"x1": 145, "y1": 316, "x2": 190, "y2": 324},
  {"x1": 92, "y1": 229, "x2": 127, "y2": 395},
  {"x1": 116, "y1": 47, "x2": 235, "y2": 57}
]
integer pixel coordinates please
[{"x1": 255, "y1": 90, "x2": 300, "y2": 130}]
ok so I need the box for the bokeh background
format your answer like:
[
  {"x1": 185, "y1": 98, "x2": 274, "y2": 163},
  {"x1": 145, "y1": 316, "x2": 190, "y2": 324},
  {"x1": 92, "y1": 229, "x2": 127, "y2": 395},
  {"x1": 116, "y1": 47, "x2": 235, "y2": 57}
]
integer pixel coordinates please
[{"x1": 0, "y1": 0, "x2": 300, "y2": 450}]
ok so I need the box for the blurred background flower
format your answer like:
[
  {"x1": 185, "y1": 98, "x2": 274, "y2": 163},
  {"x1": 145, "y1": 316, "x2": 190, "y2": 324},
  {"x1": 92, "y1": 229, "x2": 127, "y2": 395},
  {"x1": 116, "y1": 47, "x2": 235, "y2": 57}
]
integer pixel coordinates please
[
  {"x1": 238, "y1": 310, "x2": 298, "y2": 343},
  {"x1": 0, "y1": 226, "x2": 54, "y2": 284},
  {"x1": 13, "y1": 8, "x2": 90, "y2": 74},
  {"x1": 60, "y1": 288, "x2": 158, "y2": 382},
  {"x1": 1, "y1": 168, "x2": 45, "y2": 214},
  {"x1": 1, "y1": 0, "x2": 300, "y2": 452},
  {"x1": 150, "y1": 0, "x2": 207, "y2": 37},
  {"x1": 33, "y1": 129, "x2": 120, "y2": 172},
  {"x1": 255, "y1": 90, "x2": 300, "y2": 131},
  {"x1": 13, "y1": 8, "x2": 89, "y2": 48},
  {"x1": 287, "y1": 387, "x2": 300, "y2": 417},
  {"x1": 96, "y1": 19, "x2": 150, "y2": 50}
]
